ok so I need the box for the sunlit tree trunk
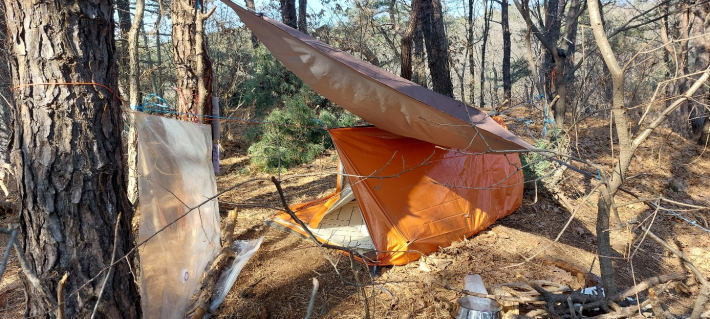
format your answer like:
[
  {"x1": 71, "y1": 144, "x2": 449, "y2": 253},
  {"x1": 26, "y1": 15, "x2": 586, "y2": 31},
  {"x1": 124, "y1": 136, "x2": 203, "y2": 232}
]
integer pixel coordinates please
[
  {"x1": 172, "y1": 0, "x2": 215, "y2": 123},
  {"x1": 126, "y1": 0, "x2": 146, "y2": 205},
  {"x1": 3, "y1": 0, "x2": 139, "y2": 317}
]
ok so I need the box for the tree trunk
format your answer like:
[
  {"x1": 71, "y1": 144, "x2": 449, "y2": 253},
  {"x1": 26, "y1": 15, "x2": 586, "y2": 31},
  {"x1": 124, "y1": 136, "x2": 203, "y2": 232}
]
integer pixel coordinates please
[
  {"x1": 155, "y1": 0, "x2": 165, "y2": 93},
  {"x1": 172, "y1": 0, "x2": 214, "y2": 123},
  {"x1": 127, "y1": 0, "x2": 145, "y2": 205},
  {"x1": 129, "y1": 0, "x2": 145, "y2": 109},
  {"x1": 280, "y1": 0, "x2": 297, "y2": 29},
  {"x1": 0, "y1": 1, "x2": 10, "y2": 167},
  {"x1": 413, "y1": 21, "x2": 427, "y2": 86},
  {"x1": 541, "y1": 0, "x2": 561, "y2": 97},
  {"x1": 468, "y1": 0, "x2": 476, "y2": 104},
  {"x1": 479, "y1": 0, "x2": 492, "y2": 107},
  {"x1": 502, "y1": 0, "x2": 512, "y2": 99},
  {"x1": 401, "y1": 0, "x2": 422, "y2": 81},
  {"x1": 700, "y1": 119, "x2": 710, "y2": 146},
  {"x1": 116, "y1": 0, "x2": 132, "y2": 38},
  {"x1": 553, "y1": 54, "x2": 567, "y2": 126},
  {"x1": 691, "y1": 13, "x2": 709, "y2": 138},
  {"x1": 298, "y1": 0, "x2": 307, "y2": 34},
  {"x1": 675, "y1": 9, "x2": 691, "y2": 134},
  {"x1": 596, "y1": 191, "x2": 618, "y2": 296},
  {"x1": 3, "y1": 1, "x2": 139, "y2": 317},
  {"x1": 245, "y1": 0, "x2": 260, "y2": 47},
  {"x1": 514, "y1": 0, "x2": 570, "y2": 127},
  {"x1": 0, "y1": 99, "x2": 9, "y2": 168},
  {"x1": 421, "y1": 0, "x2": 454, "y2": 97},
  {"x1": 141, "y1": 24, "x2": 158, "y2": 95}
]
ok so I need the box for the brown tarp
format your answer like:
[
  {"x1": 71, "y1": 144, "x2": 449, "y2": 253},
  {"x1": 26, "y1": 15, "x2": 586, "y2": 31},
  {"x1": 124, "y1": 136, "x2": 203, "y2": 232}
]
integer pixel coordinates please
[{"x1": 221, "y1": 0, "x2": 533, "y2": 152}]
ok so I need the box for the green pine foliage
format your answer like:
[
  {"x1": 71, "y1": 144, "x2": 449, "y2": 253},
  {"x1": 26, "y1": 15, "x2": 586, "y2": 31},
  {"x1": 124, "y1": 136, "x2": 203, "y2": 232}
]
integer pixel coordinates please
[
  {"x1": 520, "y1": 127, "x2": 566, "y2": 187},
  {"x1": 246, "y1": 75, "x2": 358, "y2": 172},
  {"x1": 230, "y1": 47, "x2": 359, "y2": 172},
  {"x1": 237, "y1": 46, "x2": 303, "y2": 116}
]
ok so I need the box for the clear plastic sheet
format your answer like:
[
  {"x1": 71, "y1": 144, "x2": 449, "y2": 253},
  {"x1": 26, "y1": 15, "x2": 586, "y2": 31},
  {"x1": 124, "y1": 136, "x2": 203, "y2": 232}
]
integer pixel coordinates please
[
  {"x1": 204, "y1": 237, "x2": 265, "y2": 318},
  {"x1": 136, "y1": 113, "x2": 221, "y2": 319}
]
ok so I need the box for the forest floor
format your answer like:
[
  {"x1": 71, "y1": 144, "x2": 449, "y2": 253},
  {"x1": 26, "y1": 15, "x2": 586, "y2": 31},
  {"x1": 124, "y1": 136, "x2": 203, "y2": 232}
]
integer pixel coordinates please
[{"x1": 0, "y1": 107, "x2": 708, "y2": 318}]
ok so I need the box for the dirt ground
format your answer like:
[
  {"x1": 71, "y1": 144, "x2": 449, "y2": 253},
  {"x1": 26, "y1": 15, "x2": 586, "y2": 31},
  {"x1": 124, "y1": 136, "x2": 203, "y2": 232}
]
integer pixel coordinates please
[
  {"x1": 0, "y1": 108, "x2": 708, "y2": 318},
  {"x1": 206, "y1": 107, "x2": 710, "y2": 319}
]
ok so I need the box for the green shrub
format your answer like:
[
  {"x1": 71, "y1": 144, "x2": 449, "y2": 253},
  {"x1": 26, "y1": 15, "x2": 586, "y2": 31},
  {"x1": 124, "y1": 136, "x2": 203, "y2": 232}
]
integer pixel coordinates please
[
  {"x1": 236, "y1": 46, "x2": 303, "y2": 116},
  {"x1": 521, "y1": 127, "x2": 566, "y2": 186},
  {"x1": 247, "y1": 88, "x2": 358, "y2": 172}
]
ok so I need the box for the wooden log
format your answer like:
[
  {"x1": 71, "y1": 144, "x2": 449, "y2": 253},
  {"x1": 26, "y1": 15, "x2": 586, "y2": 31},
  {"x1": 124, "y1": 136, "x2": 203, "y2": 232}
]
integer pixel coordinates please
[{"x1": 189, "y1": 208, "x2": 238, "y2": 319}]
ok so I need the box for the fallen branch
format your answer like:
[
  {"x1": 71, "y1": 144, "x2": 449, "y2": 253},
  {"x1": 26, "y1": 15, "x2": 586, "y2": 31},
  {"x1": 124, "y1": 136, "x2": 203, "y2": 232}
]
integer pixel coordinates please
[
  {"x1": 91, "y1": 212, "x2": 122, "y2": 319},
  {"x1": 56, "y1": 272, "x2": 69, "y2": 319},
  {"x1": 579, "y1": 273, "x2": 685, "y2": 312},
  {"x1": 434, "y1": 280, "x2": 555, "y2": 304},
  {"x1": 436, "y1": 273, "x2": 685, "y2": 317},
  {"x1": 637, "y1": 225, "x2": 709, "y2": 319},
  {"x1": 189, "y1": 208, "x2": 239, "y2": 319},
  {"x1": 305, "y1": 278, "x2": 319, "y2": 319},
  {"x1": 590, "y1": 299, "x2": 651, "y2": 319}
]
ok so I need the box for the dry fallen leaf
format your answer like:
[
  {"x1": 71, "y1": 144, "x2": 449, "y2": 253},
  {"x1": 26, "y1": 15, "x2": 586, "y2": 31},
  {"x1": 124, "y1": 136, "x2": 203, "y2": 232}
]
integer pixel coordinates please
[
  {"x1": 419, "y1": 261, "x2": 432, "y2": 272},
  {"x1": 547, "y1": 265, "x2": 575, "y2": 286},
  {"x1": 429, "y1": 258, "x2": 452, "y2": 270}
]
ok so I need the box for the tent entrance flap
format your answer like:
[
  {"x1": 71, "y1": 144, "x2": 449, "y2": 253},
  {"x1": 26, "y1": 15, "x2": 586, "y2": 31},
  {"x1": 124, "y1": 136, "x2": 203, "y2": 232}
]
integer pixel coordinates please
[
  {"x1": 270, "y1": 193, "x2": 376, "y2": 253},
  {"x1": 310, "y1": 200, "x2": 374, "y2": 251}
]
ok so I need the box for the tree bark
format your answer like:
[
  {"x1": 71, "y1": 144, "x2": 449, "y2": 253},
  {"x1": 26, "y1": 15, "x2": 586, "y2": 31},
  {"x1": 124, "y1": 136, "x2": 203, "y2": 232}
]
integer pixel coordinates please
[
  {"x1": 280, "y1": 0, "x2": 297, "y2": 29},
  {"x1": 298, "y1": 0, "x2": 307, "y2": 34},
  {"x1": 116, "y1": 0, "x2": 132, "y2": 38},
  {"x1": 126, "y1": 0, "x2": 145, "y2": 205},
  {"x1": 541, "y1": 0, "x2": 562, "y2": 98},
  {"x1": 155, "y1": 0, "x2": 165, "y2": 93},
  {"x1": 513, "y1": 0, "x2": 572, "y2": 127},
  {"x1": 245, "y1": 0, "x2": 260, "y2": 47},
  {"x1": 3, "y1": 0, "x2": 139, "y2": 317},
  {"x1": 502, "y1": 0, "x2": 512, "y2": 99},
  {"x1": 401, "y1": 0, "x2": 422, "y2": 81},
  {"x1": 421, "y1": 0, "x2": 454, "y2": 97},
  {"x1": 480, "y1": 0, "x2": 492, "y2": 107},
  {"x1": 0, "y1": 5, "x2": 11, "y2": 168},
  {"x1": 413, "y1": 21, "x2": 427, "y2": 87},
  {"x1": 172, "y1": 0, "x2": 214, "y2": 123},
  {"x1": 691, "y1": 11, "x2": 710, "y2": 139},
  {"x1": 468, "y1": 0, "x2": 476, "y2": 104},
  {"x1": 141, "y1": 24, "x2": 158, "y2": 95}
]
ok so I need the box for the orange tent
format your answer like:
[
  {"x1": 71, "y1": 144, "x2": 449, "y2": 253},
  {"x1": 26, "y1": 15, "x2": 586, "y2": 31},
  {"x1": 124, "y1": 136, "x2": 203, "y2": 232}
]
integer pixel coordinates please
[
  {"x1": 270, "y1": 127, "x2": 523, "y2": 266},
  {"x1": 221, "y1": 1, "x2": 530, "y2": 265}
]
